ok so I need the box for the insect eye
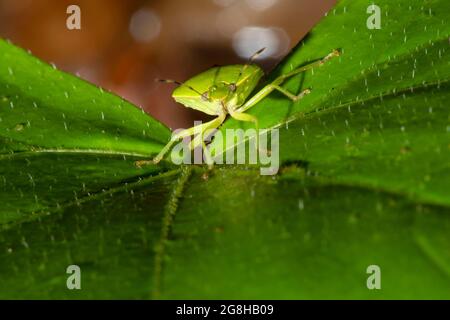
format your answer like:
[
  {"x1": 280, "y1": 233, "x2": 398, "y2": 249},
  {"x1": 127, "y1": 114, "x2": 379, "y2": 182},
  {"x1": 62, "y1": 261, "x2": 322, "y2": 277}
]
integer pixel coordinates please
[
  {"x1": 201, "y1": 92, "x2": 209, "y2": 101},
  {"x1": 229, "y1": 83, "x2": 237, "y2": 92}
]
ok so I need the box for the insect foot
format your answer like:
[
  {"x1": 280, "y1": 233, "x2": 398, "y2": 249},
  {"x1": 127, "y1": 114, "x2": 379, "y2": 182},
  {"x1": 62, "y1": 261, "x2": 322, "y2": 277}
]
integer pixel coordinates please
[
  {"x1": 319, "y1": 48, "x2": 341, "y2": 66},
  {"x1": 293, "y1": 88, "x2": 312, "y2": 102},
  {"x1": 135, "y1": 160, "x2": 152, "y2": 168}
]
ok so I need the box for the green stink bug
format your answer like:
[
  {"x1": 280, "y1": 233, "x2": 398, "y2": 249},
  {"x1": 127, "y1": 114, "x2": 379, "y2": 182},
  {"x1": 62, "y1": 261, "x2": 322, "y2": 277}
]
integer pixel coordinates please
[{"x1": 136, "y1": 48, "x2": 340, "y2": 167}]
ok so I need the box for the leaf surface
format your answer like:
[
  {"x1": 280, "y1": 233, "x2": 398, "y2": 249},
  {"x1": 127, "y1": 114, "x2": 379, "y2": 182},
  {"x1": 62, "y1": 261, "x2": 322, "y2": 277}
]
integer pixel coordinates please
[{"x1": 1, "y1": 0, "x2": 449, "y2": 299}]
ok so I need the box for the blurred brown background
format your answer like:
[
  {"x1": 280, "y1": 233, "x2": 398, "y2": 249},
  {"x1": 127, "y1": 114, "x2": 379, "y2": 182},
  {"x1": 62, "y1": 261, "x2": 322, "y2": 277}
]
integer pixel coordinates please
[{"x1": 0, "y1": 0, "x2": 336, "y2": 129}]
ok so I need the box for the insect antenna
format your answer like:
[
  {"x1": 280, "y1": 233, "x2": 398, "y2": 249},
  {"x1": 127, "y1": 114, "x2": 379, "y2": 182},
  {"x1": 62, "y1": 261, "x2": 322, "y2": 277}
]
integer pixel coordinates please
[
  {"x1": 248, "y1": 47, "x2": 266, "y2": 63},
  {"x1": 156, "y1": 78, "x2": 205, "y2": 97},
  {"x1": 234, "y1": 47, "x2": 266, "y2": 84}
]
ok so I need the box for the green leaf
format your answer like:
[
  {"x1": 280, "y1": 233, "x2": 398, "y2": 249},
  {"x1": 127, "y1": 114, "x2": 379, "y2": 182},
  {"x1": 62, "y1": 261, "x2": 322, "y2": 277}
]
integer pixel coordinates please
[
  {"x1": 161, "y1": 169, "x2": 450, "y2": 299},
  {"x1": 1, "y1": 0, "x2": 450, "y2": 299},
  {"x1": 0, "y1": 39, "x2": 172, "y2": 225},
  {"x1": 0, "y1": 40, "x2": 170, "y2": 154},
  {"x1": 220, "y1": 0, "x2": 450, "y2": 130}
]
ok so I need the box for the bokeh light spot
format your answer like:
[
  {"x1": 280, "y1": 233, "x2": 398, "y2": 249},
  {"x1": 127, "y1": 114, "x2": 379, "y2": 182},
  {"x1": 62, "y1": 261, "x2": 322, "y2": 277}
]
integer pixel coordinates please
[
  {"x1": 129, "y1": 9, "x2": 161, "y2": 43},
  {"x1": 246, "y1": 0, "x2": 278, "y2": 11},
  {"x1": 232, "y1": 26, "x2": 290, "y2": 60}
]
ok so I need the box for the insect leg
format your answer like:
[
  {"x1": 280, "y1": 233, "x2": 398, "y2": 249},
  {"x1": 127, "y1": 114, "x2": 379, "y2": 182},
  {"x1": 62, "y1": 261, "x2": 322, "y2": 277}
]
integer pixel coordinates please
[
  {"x1": 238, "y1": 84, "x2": 312, "y2": 113},
  {"x1": 136, "y1": 114, "x2": 226, "y2": 167},
  {"x1": 135, "y1": 127, "x2": 198, "y2": 167},
  {"x1": 228, "y1": 108, "x2": 259, "y2": 151},
  {"x1": 228, "y1": 109, "x2": 259, "y2": 131},
  {"x1": 237, "y1": 49, "x2": 340, "y2": 113},
  {"x1": 202, "y1": 141, "x2": 214, "y2": 169},
  {"x1": 188, "y1": 134, "x2": 214, "y2": 167},
  {"x1": 271, "y1": 86, "x2": 311, "y2": 102},
  {"x1": 189, "y1": 114, "x2": 226, "y2": 151},
  {"x1": 189, "y1": 114, "x2": 226, "y2": 168}
]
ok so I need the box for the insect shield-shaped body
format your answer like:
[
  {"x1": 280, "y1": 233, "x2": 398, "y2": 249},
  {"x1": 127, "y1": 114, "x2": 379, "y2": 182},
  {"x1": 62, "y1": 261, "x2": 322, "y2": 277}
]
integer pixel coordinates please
[
  {"x1": 172, "y1": 64, "x2": 264, "y2": 116},
  {"x1": 135, "y1": 48, "x2": 340, "y2": 168}
]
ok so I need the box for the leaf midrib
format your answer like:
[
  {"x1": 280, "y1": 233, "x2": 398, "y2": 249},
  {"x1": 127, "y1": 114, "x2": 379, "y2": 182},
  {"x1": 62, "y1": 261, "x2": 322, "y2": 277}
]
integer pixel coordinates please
[
  {"x1": 216, "y1": 78, "x2": 449, "y2": 160},
  {"x1": 0, "y1": 148, "x2": 150, "y2": 160},
  {"x1": 0, "y1": 168, "x2": 180, "y2": 231},
  {"x1": 275, "y1": 36, "x2": 450, "y2": 128},
  {"x1": 217, "y1": 34, "x2": 447, "y2": 131},
  {"x1": 291, "y1": 78, "x2": 449, "y2": 123}
]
